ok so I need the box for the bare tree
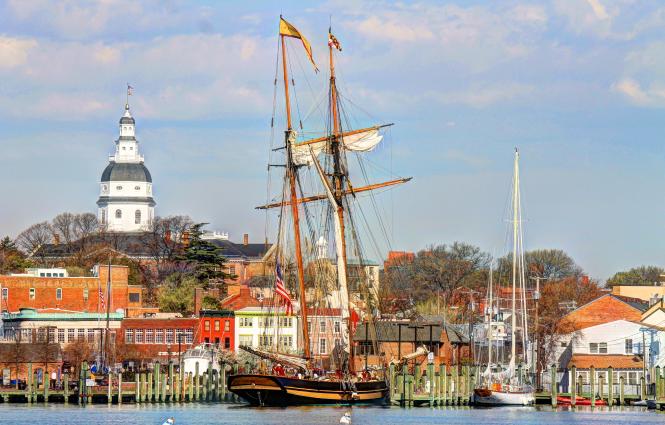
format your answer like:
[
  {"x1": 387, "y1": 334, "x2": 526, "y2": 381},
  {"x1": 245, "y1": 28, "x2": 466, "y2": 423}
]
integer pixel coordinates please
[
  {"x1": 73, "y1": 213, "x2": 99, "y2": 239},
  {"x1": 51, "y1": 213, "x2": 77, "y2": 245},
  {"x1": 15, "y1": 221, "x2": 53, "y2": 259},
  {"x1": 9, "y1": 331, "x2": 26, "y2": 389},
  {"x1": 62, "y1": 339, "x2": 93, "y2": 379}
]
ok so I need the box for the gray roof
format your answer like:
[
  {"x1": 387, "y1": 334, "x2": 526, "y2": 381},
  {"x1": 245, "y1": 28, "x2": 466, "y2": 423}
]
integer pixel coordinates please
[
  {"x1": 101, "y1": 162, "x2": 152, "y2": 183},
  {"x1": 120, "y1": 116, "x2": 135, "y2": 124},
  {"x1": 97, "y1": 196, "x2": 156, "y2": 207},
  {"x1": 353, "y1": 320, "x2": 469, "y2": 345}
]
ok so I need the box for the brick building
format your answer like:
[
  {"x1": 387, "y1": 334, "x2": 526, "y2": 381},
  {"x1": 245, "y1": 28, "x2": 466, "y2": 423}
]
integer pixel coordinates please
[
  {"x1": 0, "y1": 265, "x2": 150, "y2": 317},
  {"x1": 198, "y1": 309, "x2": 234, "y2": 350},
  {"x1": 305, "y1": 308, "x2": 343, "y2": 368},
  {"x1": 118, "y1": 316, "x2": 198, "y2": 364}
]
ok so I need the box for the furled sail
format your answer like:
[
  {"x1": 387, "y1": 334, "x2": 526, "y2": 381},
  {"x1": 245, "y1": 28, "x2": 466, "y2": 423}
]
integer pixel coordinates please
[
  {"x1": 291, "y1": 128, "x2": 383, "y2": 166},
  {"x1": 239, "y1": 345, "x2": 309, "y2": 371}
]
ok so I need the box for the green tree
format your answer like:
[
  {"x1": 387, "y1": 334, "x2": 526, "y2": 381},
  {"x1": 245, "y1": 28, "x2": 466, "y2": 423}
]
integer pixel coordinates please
[
  {"x1": 0, "y1": 235, "x2": 32, "y2": 274},
  {"x1": 606, "y1": 266, "x2": 665, "y2": 287},
  {"x1": 158, "y1": 274, "x2": 197, "y2": 315},
  {"x1": 497, "y1": 249, "x2": 582, "y2": 283},
  {"x1": 180, "y1": 223, "x2": 235, "y2": 287}
]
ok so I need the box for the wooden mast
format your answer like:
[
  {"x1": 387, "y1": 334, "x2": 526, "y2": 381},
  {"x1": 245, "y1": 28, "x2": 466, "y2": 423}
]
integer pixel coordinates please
[
  {"x1": 280, "y1": 31, "x2": 310, "y2": 360},
  {"x1": 328, "y1": 29, "x2": 355, "y2": 373}
]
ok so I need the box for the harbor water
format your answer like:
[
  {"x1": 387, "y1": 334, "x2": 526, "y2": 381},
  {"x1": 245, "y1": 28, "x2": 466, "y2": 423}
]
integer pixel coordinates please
[{"x1": 0, "y1": 404, "x2": 662, "y2": 424}]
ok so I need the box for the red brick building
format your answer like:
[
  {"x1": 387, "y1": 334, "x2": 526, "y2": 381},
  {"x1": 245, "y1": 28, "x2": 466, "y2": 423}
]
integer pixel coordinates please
[
  {"x1": 118, "y1": 316, "x2": 199, "y2": 364},
  {"x1": 0, "y1": 265, "x2": 151, "y2": 317},
  {"x1": 560, "y1": 294, "x2": 646, "y2": 331},
  {"x1": 198, "y1": 310, "x2": 234, "y2": 350}
]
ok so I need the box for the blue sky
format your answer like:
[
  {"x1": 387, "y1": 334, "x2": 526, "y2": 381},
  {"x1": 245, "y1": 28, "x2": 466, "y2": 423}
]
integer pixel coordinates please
[{"x1": 0, "y1": 0, "x2": 664, "y2": 281}]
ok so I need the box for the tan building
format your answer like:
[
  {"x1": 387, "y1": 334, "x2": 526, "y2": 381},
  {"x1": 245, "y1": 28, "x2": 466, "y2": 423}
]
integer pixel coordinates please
[{"x1": 611, "y1": 285, "x2": 665, "y2": 303}]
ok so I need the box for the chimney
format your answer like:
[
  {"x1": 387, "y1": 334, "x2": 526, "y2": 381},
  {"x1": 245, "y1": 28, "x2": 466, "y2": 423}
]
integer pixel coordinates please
[
  {"x1": 243, "y1": 233, "x2": 249, "y2": 246},
  {"x1": 53, "y1": 234, "x2": 60, "y2": 245},
  {"x1": 182, "y1": 231, "x2": 190, "y2": 248}
]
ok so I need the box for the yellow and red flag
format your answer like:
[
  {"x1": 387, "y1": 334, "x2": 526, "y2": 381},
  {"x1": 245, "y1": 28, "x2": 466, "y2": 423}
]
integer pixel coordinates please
[{"x1": 280, "y1": 17, "x2": 318, "y2": 72}]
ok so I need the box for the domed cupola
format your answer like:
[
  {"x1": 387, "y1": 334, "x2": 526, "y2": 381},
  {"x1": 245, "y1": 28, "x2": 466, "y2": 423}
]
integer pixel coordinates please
[{"x1": 97, "y1": 93, "x2": 155, "y2": 232}]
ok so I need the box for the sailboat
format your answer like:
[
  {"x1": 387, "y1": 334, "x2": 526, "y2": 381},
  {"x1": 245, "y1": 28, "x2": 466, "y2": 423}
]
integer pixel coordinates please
[
  {"x1": 473, "y1": 149, "x2": 535, "y2": 406},
  {"x1": 227, "y1": 17, "x2": 408, "y2": 406}
]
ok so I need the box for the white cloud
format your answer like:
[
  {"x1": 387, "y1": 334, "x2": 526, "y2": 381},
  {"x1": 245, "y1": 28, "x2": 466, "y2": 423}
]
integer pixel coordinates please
[
  {"x1": 611, "y1": 78, "x2": 665, "y2": 106},
  {"x1": 0, "y1": 37, "x2": 37, "y2": 68}
]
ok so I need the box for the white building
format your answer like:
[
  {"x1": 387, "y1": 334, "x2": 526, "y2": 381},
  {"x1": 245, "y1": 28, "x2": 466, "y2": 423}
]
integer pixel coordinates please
[
  {"x1": 97, "y1": 102, "x2": 155, "y2": 232},
  {"x1": 234, "y1": 306, "x2": 299, "y2": 354}
]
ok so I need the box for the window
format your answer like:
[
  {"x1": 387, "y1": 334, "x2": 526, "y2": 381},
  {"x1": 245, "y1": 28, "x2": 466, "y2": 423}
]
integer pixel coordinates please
[
  {"x1": 29, "y1": 288, "x2": 35, "y2": 300},
  {"x1": 83, "y1": 288, "x2": 89, "y2": 301},
  {"x1": 128, "y1": 292, "x2": 140, "y2": 303},
  {"x1": 259, "y1": 335, "x2": 274, "y2": 347},
  {"x1": 47, "y1": 328, "x2": 55, "y2": 343},
  {"x1": 56, "y1": 288, "x2": 62, "y2": 300},
  {"x1": 599, "y1": 342, "x2": 608, "y2": 354},
  {"x1": 358, "y1": 341, "x2": 375, "y2": 355},
  {"x1": 87, "y1": 329, "x2": 95, "y2": 343},
  {"x1": 125, "y1": 329, "x2": 133, "y2": 344},
  {"x1": 334, "y1": 338, "x2": 341, "y2": 348},
  {"x1": 155, "y1": 329, "x2": 164, "y2": 344},
  {"x1": 135, "y1": 210, "x2": 141, "y2": 224},
  {"x1": 58, "y1": 329, "x2": 65, "y2": 343},
  {"x1": 224, "y1": 320, "x2": 230, "y2": 332},
  {"x1": 135, "y1": 186, "x2": 140, "y2": 190},
  {"x1": 625, "y1": 339, "x2": 633, "y2": 354},
  {"x1": 224, "y1": 337, "x2": 230, "y2": 349},
  {"x1": 145, "y1": 329, "x2": 154, "y2": 344},
  {"x1": 280, "y1": 317, "x2": 292, "y2": 328},
  {"x1": 228, "y1": 265, "x2": 236, "y2": 275},
  {"x1": 334, "y1": 321, "x2": 341, "y2": 333},
  {"x1": 319, "y1": 338, "x2": 327, "y2": 354},
  {"x1": 204, "y1": 321, "x2": 210, "y2": 332},
  {"x1": 590, "y1": 343, "x2": 598, "y2": 354},
  {"x1": 135, "y1": 329, "x2": 143, "y2": 343},
  {"x1": 176, "y1": 329, "x2": 184, "y2": 343},
  {"x1": 116, "y1": 186, "x2": 123, "y2": 190},
  {"x1": 214, "y1": 320, "x2": 220, "y2": 332},
  {"x1": 239, "y1": 317, "x2": 253, "y2": 327},
  {"x1": 280, "y1": 336, "x2": 293, "y2": 349},
  {"x1": 239, "y1": 335, "x2": 253, "y2": 347},
  {"x1": 261, "y1": 317, "x2": 273, "y2": 328},
  {"x1": 101, "y1": 210, "x2": 106, "y2": 224},
  {"x1": 115, "y1": 209, "x2": 122, "y2": 219},
  {"x1": 307, "y1": 320, "x2": 311, "y2": 333},
  {"x1": 184, "y1": 329, "x2": 193, "y2": 344},
  {"x1": 77, "y1": 328, "x2": 85, "y2": 341},
  {"x1": 319, "y1": 321, "x2": 326, "y2": 333},
  {"x1": 166, "y1": 329, "x2": 174, "y2": 344},
  {"x1": 68, "y1": 329, "x2": 75, "y2": 342},
  {"x1": 1, "y1": 288, "x2": 6, "y2": 300}
]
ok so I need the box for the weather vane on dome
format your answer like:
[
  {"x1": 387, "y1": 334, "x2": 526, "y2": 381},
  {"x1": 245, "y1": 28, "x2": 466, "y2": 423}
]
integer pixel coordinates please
[{"x1": 126, "y1": 83, "x2": 134, "y2": 109}]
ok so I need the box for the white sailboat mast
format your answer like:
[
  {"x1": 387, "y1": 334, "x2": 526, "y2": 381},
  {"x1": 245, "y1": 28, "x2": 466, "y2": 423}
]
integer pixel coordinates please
[
  {"x1": 510, "y1": 148, "x2": 520, "y2": 367},
  {"x1": 487, "y1": 263, "x2": 493, "y2": 377}
]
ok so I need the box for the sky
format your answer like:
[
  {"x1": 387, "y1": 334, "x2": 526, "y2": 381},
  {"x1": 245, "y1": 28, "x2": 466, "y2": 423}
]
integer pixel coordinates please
[{"x1": 0, "y1": 0, "x2": 664, "y2": 281}]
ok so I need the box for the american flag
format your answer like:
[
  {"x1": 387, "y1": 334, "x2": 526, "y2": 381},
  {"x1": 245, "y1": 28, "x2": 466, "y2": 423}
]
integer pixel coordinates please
[{"x1": 274, "y1": 259, "x2": 293, "y2": 315}]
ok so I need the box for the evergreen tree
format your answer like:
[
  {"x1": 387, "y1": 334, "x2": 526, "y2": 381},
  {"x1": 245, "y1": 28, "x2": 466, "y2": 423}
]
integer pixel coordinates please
[{"x1": 181, "y1": 223, "x2": 235, "y2": 287}]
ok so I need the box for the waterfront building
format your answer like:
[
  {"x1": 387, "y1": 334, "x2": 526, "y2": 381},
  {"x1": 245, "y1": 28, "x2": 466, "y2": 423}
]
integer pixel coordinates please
[
  {"x1": 304, "y1": 307, "x2": 343, "y2": 368},
  {"x1": 234, "y1": 306, "x2": 298, "y2": 353},
  {"x1": 559, "y1": 294, "x2": 647, "y2": 330},
  {"x1": 0, "y1": 265, "x2": 149, "y2": 317},
  {"x1": 97, "y1": 101, "x2": 155, "y2": 232},
  {"x1": 352, "y1": 320, "x2": 470, "y2": 370},
  {"x1": 118, "y1": 316, "x2": 198, "y2": 365},
  {"x1": 198, "y1": 309, "x2": 234, "y2": 350}
]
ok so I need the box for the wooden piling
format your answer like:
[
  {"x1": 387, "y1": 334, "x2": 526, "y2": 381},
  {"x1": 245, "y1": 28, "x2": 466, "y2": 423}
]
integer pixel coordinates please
[
  {"x1": 640, "y1": 376, "x2": 647, "y2": 400},
  {"x1": 445, "y1": 371, "x2": 451, "y2": 405},
  {"x1": 188, "y1": 373, "x2": 193, "y2": 402},
  {"x1": 590, "y1": 366, "x2": 596, "y2": 407},
  {"x1": 551, "y1": 365, "x2": 557, "y2": 407},
  {"x1": 194, "y1": 363, "x2": 200, "y2": 401},
  {"x1": 221, "y1": 367, "x2": 227, "y2": 400},
  {"x1": 135, "y1": 372, "x2": 140, "y2": 403},
  {"x1": 154, "y1": 362, "x2": 161, "y2": 402},
  {"x1": 161, "y1": 374, "x2": 167, "y2": 403},
  {"x1": 202, "y1": 372, "x2": 208, "y2": 401},
  {"x1": 428, "y1": 363, "x2": 434, "y2": 406},
  {"x1": 43, "y1": 369, "x2": 49, "y2": 403},
  {"x1": 619, "y1": 376, "x2": 625, "y2": 406},
  {"x1": 108, "y1": 372, "x2": 112, "y2": 405},
  {"x1": 655, "y1": 366, "x2": 661, "y2": 399},
  {"x1": 607, "y1": 366, "x2": 613, "y2": 407},
  {"x1": 147, "y1": 372, "x2": 153, "y2": 402},
  {"x1": 118, "y1": 373, "x2": 123, "y2": 405},
  {"x1": 168, "y1": 362, "x2": 174, "y2": 402},
  {"x1": 207, "y1": 362, "x2": 213, "y2": 401},
  {"x1": 570, "y1": 366, "x2": 577, "y2": 407},
  {"x1": 599, "y1": 376, "x2": 604, "y2": 402},
  {"x1": 454, "y1": 366, "x2": 460, "y2": 405},
  {"x1": 63, "y1": 373, "x2": 69, "y2": 405}
]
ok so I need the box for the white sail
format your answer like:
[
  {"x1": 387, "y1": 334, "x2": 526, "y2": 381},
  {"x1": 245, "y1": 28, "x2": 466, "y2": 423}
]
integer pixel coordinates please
[{"x1": 291, "y1": 128, "x2": 383, "y2": 166}]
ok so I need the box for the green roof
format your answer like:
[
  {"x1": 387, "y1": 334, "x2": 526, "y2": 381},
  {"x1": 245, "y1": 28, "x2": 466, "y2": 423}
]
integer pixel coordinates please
[{"x1": 3, "y1": 308, "x2": 124, "y2": 322}]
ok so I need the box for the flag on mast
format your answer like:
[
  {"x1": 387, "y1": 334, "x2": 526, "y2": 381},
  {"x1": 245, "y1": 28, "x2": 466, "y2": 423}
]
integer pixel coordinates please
[
  {"x1": 274, "y1": 258, "x2": 293, "y2": 315},
  {"x1": 279, "y1": 17, "x2": 318, "y2": 72},
  {"x1": 328, "y1": 30, "x2": 342, "y2": 51}
]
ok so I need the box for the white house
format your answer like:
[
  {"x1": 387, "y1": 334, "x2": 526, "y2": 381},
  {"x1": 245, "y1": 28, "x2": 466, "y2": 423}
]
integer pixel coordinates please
[{"x1": 234, "y1": 306, "x2": 299, "y2": 354}]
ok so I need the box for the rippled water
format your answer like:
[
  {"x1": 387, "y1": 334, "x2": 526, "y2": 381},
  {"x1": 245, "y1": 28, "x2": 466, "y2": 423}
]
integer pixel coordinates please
[{"x1": 0, "y1": 404, "x2": 662, "y2": 424}]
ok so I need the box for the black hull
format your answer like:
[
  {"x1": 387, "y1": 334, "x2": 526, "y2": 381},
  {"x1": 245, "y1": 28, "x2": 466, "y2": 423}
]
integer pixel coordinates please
[{"x1": 227, "y1": 374, "x2": 389, "y2": 406}]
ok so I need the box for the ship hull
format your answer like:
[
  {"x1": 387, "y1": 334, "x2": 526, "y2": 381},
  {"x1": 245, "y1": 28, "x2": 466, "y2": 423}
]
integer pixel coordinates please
[
  {"x1": 473, "y1": 388, "x2": 535, "y2": 406},
  {"x1": 228, "y1": 374, "x2": 389, "y2": 406}
]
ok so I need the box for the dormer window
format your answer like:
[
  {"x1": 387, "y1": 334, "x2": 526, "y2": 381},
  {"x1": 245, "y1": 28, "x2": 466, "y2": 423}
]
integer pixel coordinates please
[
  {"x1": 116, "y1": 186, "x2": 122, "y2": 190},
  {"x1": 135, "y1": 186, "x2": 140, "y2": 190}
]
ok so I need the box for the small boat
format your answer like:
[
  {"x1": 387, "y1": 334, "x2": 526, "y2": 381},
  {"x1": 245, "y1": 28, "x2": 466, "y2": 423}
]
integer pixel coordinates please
[
  {"x1": 474, "y1": 384, "x2": 535, "y2": 406},
  {"x1": 556, "y1": 395, "x2": 606, "y2": 406},
  {"x1": 182, "y1": 343, "x2": 221, "y2": 376},
  {"x1": 631, "y1": 399, "x2": 657, "y2": 409}
]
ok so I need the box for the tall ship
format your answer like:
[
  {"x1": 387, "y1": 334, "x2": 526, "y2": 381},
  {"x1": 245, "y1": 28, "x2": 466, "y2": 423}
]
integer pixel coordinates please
[
  {"x1": 473, "y1": 149, "x2": 535, "y2": 406},
  {"x1": 227, "y1": 16, "x2": 409, "y2": 406}
]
